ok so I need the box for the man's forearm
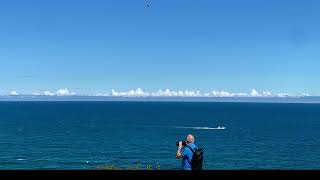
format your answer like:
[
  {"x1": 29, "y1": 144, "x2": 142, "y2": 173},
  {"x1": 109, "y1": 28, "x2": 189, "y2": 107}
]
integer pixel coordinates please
[{"x1": 176, "y1": 147, "x2": 182, "y2": 159}]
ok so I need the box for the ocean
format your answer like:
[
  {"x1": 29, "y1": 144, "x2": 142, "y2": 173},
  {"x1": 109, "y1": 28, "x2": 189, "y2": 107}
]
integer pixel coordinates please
[{"x1": 0, "y1": 101, "x2": 319, "y2": 170}]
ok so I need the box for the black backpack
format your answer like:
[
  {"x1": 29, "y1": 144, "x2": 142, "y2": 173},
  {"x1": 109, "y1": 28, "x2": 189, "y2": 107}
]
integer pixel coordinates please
[{"x1": 187, "y1": 146, "x2": 204, "y2": 170}]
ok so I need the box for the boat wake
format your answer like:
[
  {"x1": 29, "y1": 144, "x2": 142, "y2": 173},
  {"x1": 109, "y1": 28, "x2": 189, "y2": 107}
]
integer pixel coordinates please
[
  {"x1": 141, "y1": 125, "x2": 226, "y2": 130},
  {"x1": 16, "y1": 158, "x2": 27, "y2": 161},
  {"x1": 176, "y1": 126, "x2": 226, "y2": 130}
]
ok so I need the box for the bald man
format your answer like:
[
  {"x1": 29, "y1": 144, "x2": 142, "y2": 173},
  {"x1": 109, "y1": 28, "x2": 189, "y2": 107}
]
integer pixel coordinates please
[{"x1": 176, "y1": 134, "x2": 197, "y2": 170}]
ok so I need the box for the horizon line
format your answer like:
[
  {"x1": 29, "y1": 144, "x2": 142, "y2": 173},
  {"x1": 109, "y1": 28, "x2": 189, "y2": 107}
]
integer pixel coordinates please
[{"x1": 1, "y1": 95, "x2": 320, "y2": 104}]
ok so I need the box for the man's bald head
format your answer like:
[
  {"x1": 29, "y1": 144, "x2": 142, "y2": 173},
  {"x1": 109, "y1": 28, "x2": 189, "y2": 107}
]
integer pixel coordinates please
[{"x1": 186, "y1": 134, "x2": 195, "y2": 144}]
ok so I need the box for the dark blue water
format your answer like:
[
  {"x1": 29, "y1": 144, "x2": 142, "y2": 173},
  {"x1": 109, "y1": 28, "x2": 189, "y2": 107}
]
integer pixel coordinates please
[{"x1": 0, "y1": 101, "x2": 320, "y2": 169}]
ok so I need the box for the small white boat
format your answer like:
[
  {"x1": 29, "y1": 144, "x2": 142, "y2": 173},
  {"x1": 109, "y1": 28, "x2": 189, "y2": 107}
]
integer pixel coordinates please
[{"x1": 216, "y1": 126, "x2": 226, "y2": 130}]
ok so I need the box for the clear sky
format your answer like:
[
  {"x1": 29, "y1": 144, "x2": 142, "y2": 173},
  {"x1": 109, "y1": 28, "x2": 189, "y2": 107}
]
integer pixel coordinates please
[{"x1": 0, "y1": 0, "x2": 320, "y2": 96}]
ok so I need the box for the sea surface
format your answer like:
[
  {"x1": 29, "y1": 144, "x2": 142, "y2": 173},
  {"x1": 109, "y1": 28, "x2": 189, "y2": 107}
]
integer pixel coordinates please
[{"x1": 0, "y1": 101, "x2": 319, "y2": 169}]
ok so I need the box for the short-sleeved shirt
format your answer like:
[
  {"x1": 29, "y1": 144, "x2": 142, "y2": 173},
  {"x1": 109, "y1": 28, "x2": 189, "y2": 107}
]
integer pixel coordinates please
[{"x1": 181, "y1": 143, "x2": 197, "y2": 170}]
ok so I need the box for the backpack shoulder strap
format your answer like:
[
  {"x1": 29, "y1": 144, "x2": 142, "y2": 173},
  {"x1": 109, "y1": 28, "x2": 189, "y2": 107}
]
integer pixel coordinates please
[
  {"x1": 185, "y1": 145, "x2": 195, "y2": 167},
  {"x1": 186, "y1": 145, "x2": 195, "y2": 154}
]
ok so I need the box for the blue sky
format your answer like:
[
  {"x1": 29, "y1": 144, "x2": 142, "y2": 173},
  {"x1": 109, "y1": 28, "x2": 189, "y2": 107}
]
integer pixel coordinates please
[{"x1": 1, "y1": 0, "x2": 320, "y2": 96}]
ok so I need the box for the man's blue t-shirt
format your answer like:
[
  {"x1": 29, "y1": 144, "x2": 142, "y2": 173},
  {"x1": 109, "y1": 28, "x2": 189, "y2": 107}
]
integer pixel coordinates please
[{"x1": 181, "y1": 143, "x2": 197, "y2": 170}]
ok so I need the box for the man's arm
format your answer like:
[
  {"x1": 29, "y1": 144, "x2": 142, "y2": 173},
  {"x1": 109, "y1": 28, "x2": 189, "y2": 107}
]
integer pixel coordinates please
[{"x1": 176, "y1": 142, "x2": 183, "y2": 159}]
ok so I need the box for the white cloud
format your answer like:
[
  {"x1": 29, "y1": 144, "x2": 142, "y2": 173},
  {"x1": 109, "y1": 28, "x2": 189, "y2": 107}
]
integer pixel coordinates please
[
  {"x1": 250, "y1": 89, "x2": 260, "y2": 97},
  {"x1": 110, "y1": 88, "x2": 204, "y2": 97},
  {"x1": 152, "y1": 89, "x2": 202, "y2": 97},
  {"x1": 107, "y1": 89, "x2": 311, "y2": 98},
  {"x1": 11, "y1": 88, "x2": 310, "y2": 98},
  {"x1": 128, "y1": 88, "x2": 149, "y2": 97},
  {"x1": 302, "y1": 93, "x2": 310, "y2": 97},
  {"x1": 154, "y1": 89, "x2": 175, "y2": 97},
  {"x1": 107, "y1": 88, "x2": 299, "y2": 98},
  {"x1": 236, "y1": 93, "x2": 249, "y2": 97},
  {"x1": 262, "y1": 91, "x2": 272, "y2": 97},
  {"x1": 32, "y1": 92, "x2": 41, "y2": 96},
  {"x1": 111, "y1": 89, "x2": 119, "y2": 96},
  {"x1": 212, "y1": 90, "x2": 230, "y2": 97},
  {"x1": 249, "y1": 89, "x2": 274, "y2": 97},
  {"x1": 277, "y1": 93, "x2": 290, "y2": 98},
  {"x1": 111, "y1": 88, "x2": 149, "y2": 97},
  {"x1": 44, "y1": 91, "x2": 55, "y2": 96},
  {"x1": 56, "y1": 89, "x2": 76, "y2": 96},
  {"x1": 95, "y1": 93, "x2": 110, "y2": 96},
  {"x1": 9, "y1": 91, "x2": 19, "y2": 96},
  {"x1": 31, "y1": 91, "x2": 55, "y2": 96},
  {"x1": 211, "y1": 90, "x2": 247, "y2": 97}
]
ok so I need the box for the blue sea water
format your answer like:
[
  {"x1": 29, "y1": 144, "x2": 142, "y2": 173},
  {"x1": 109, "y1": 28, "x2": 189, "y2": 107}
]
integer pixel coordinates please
[{"x1": 0, "y1": 101, "x2": 320, "y2": 170}]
